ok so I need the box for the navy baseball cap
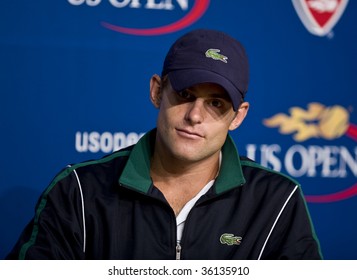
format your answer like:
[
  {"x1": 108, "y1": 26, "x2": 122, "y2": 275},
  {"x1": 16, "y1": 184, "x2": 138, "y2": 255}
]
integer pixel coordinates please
[{"x1": 162, "y1": 29, "x2": 249, "y2": 111}]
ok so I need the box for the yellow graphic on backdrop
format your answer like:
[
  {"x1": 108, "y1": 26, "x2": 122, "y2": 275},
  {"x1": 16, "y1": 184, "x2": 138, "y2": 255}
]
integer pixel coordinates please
[{"x1": 263, "y1": 102, "x2": 350, "y2": 141}]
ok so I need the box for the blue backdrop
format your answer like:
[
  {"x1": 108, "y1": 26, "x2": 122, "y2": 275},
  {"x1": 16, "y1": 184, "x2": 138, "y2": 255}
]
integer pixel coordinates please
[{"x1": 1, "y1": 0, "x2": 356, "y2": 259}]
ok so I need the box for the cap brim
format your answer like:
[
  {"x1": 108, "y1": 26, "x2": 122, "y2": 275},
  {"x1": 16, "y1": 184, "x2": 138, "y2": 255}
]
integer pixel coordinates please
[{"x1": 168, "y1": 69, "x2": 242, "y2": 111}]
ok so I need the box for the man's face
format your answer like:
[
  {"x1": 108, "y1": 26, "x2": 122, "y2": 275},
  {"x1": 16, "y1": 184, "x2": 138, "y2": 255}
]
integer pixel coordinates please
[{"x1": 150, "y1": 75, "x2": 249, "y2": 164}]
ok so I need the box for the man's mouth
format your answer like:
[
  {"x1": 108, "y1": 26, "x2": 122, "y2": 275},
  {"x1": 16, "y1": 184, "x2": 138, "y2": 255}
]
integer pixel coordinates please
[{"x1": 176, "y1": 128, "x2": 204, "y2": 139}]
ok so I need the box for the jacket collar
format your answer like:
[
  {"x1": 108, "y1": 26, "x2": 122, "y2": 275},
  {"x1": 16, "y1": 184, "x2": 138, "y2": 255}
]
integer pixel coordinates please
[{"x1": 119, "y1": 129, "x2": 245, "y2": 194}]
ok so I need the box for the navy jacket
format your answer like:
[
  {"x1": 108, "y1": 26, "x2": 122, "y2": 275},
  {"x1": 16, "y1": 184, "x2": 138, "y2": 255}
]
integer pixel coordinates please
[{"x1": 7, "y1": 129, "x2": 322, "y2": 259}]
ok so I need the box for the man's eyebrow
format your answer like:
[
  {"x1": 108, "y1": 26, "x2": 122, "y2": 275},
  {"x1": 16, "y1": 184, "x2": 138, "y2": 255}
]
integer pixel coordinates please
[
  {"x1": 209, "y1": 93, "x2": 231, "y2": 100},
  {"x1": 186, "y1": 87, "x2": 231, "y2": 100},
  {"x1": 201, "y1": 92, "x2": 231, "y2": 103}
]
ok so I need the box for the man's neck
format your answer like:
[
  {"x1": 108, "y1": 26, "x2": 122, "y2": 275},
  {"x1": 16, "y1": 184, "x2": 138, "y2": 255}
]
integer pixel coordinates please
[{"x1": 150, "y1": 148, "x2": 220, "y2": 216}]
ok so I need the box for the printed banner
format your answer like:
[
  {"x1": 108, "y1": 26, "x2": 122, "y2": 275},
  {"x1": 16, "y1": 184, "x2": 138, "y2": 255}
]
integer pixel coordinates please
[{"x1": 0, "y1": 0, "x2": 356, "y2": 259}]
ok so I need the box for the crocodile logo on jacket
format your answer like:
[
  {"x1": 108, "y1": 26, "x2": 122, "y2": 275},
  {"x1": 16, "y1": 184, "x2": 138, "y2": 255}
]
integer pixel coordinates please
[{"x1": 219, "y1": 233, "x2": 242, "y2": 245}]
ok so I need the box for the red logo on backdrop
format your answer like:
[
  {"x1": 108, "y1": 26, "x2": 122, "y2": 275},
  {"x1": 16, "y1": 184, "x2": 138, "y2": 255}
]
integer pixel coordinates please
[
  {"x1": 292, "y1": 0, "x2": 349, "y2": 36},
  {"x1": 101, "y1": 0, "x2": 210, "y2": 36}
]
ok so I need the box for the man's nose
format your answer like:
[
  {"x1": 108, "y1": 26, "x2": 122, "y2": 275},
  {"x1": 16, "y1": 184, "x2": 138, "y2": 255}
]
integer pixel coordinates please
[{"x1": 185, "y1": 99, "x2": 205, "y2": 124}]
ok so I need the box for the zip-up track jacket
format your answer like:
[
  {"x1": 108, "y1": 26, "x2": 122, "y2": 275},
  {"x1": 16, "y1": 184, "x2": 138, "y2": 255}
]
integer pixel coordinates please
[{"x1": 7, "y1": 129, "x2": 322, "y2": 260}]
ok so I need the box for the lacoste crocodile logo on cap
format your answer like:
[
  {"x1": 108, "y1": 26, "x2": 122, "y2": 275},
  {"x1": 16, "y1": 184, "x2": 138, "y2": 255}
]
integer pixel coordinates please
[
  {"x1": 219, "y1": 233, "x2": 242, "y2": 246},
  {"x1": 205, "y1": 49, "x2": 228, "y2": 63}
]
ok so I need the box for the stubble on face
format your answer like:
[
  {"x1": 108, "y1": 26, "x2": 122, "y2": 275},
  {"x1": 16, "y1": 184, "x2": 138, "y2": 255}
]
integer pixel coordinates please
[{"x1": 154, "y1": 81, "x2": 237, "y2": 168}]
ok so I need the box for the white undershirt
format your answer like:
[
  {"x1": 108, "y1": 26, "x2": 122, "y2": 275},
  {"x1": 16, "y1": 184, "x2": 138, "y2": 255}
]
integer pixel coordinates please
[
  {"x1": 176, "y1": 152, "x2": 222, "y2": 243},
  {"x1": 176, "y1": 180, "x2": 214, "y2": 243}
]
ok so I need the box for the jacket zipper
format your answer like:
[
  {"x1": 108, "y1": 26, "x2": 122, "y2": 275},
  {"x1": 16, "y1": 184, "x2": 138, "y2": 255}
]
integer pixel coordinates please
[
  {"x1": 120, "y1": 183, "x2": 189, "y2": 260},
  {"x1": 176, "y1": 242, "x2": 182, "y2": 260}
]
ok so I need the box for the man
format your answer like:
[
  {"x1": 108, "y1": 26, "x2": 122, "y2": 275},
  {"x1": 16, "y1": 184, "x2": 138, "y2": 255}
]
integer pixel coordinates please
[{"x1": 7, "y1": 29, "x2": 322, "y2": 259}]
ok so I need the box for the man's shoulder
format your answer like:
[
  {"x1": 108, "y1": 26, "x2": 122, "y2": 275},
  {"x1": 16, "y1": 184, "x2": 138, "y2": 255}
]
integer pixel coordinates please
[
  {"x1": 239, "y1": 156, "x2": 300, "y2": 188},
  {"x1": 71, "y1": 145, "x2": 133, "y2": 171},
  {"x1": 49, "y1": 145, "x2": 134, "y2": 188}
]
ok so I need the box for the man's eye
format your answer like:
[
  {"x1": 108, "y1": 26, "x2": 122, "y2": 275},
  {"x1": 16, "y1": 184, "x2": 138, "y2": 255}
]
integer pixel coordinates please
[
  {"x1": 210, "y1": 99, "x2": 223, "y2": 108},
  {"x1": 177, "y1": 90, "x2": 192, "y2": 99}
]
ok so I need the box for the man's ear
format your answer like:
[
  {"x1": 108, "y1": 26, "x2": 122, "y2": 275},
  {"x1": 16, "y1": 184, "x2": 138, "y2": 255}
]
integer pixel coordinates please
[
  {"x1": 150, "y1": 74, "x2": 162, "y2": 109},
  {"x1": 229, "y1": 102, "x2": 250, "y2": 131}
]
